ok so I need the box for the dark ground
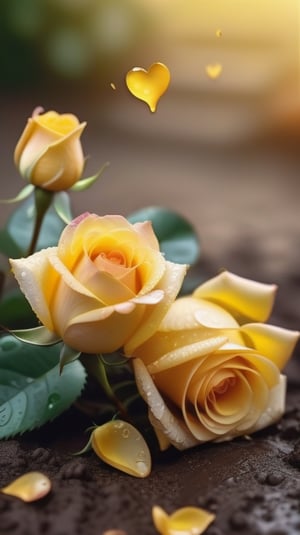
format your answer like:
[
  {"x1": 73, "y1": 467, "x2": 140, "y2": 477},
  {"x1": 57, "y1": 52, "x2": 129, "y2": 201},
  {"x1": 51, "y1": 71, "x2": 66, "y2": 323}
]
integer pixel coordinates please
[{"x1": 0, "y1": 86, "x2": 300, "y2": 534}]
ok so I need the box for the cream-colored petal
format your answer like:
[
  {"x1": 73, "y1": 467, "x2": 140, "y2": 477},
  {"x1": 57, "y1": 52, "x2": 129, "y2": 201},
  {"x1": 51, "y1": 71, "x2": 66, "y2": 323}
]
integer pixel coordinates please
[
  {"x1": 241, "y1": 323, "x2": 299, "y2": 370},
  {"x1": 10, "y1": 248, "x2": 59, "y2": 331},
  {"x1": 124, "y1": 261, "x2": 187, "y2": 356},
  {"x1": 194, "y1": 270, "x2": 277, "y2": 323},
  {"x1": 133, "y1": 359, "x2": 198, "y2": 450},
  {"x1": 159, "y1": 296, "x2": 239, "y2": 331},
  {"x1": 249, "y1": 374, "x2": 286, "y2": 433},
  {"x1": 148, "y1": 336, "x2": 227, "y2": 374},
  {"x1": 63, "y1": 304, "x2": 145, "y2": 354}
]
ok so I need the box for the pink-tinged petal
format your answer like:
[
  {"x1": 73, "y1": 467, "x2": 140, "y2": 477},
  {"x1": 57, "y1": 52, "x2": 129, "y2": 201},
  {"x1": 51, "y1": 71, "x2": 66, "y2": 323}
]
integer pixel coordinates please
[
  {"x1": 48, "y1": 254, "x2": 96, "y2": 299},
  {"x1": 10, "y1": 248, "x2": 59, "y2": 331},
  {"x1": 240, "y1": 323, "x2": 300, "y2": 370},
  {"x1": 194, "y1": 271, "x2": 277, "y2": 323},
  {"x1": 133, "y1": 359, "x2": 198, "y2": 450},
  {"x1": 133, "y1": 220, "x2": 160, "y2": 251},
  {"x1": 124, "y1": 261, "x2": 187, "y2": 356}
]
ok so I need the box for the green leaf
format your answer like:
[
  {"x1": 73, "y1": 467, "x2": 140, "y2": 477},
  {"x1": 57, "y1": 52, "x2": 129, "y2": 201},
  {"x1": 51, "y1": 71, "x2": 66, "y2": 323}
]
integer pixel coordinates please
[
  {"x1": 0, "y1": 334, "x2": 86, "y2": 438},
  {"x1": 10, "y1": 325, "x2": 61, "y2": 346},
  {"x1": 5, "y1": 195, "x2": 65, "y2": 256},
  {"x1": 70, "y1": 162, "x2": 110, "y2": 192},
  {"x1": 53, "y1": 191, "x2": 73, "y2": 224},
  {"x1": 0, "y1": 184, "x2": 34, "y2": 204},
  {"x1": 0, "y1": 228, "x2": 23, "y2": 258},
  {"x1": 128, "y1": 206, "x2": 200, "y2": 265},
  {"x1": 0, "y1": 288, "x2": 36, "y2": 328}
]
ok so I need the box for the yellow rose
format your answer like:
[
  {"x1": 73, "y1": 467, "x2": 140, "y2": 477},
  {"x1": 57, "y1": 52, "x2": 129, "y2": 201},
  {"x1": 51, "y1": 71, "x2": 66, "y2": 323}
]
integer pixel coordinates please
[
  {"x1": 14, "y1": 109, "x2": 86, "y2": 191},
  {"x1": 10, "y1": 213, "x2": 187, "y2": 354},
  {"x1": 129, "y1": 271, "x2": 299, "y2": 450}
]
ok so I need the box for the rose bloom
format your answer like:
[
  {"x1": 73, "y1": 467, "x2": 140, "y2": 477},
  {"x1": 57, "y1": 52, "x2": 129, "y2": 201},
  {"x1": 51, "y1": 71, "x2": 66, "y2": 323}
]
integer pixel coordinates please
[
  {"x1": 14, "y1": 109, "x2": 86, "y2": 191},
  {"x1": 10, "y1": 213, "x2": 187, "y2": 354},
  {"x1": 129, "y1": 271, "x2": 299, "y2": 450}
]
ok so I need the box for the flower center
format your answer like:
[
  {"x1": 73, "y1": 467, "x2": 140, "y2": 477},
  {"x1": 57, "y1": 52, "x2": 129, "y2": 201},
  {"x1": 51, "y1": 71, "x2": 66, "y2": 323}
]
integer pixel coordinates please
[
  {"x1": 99, "y1": 250, "x2": 126, "y2": 266},
  {"x1": 213, "y1": 377, "x2": 236, "y2": 396}
]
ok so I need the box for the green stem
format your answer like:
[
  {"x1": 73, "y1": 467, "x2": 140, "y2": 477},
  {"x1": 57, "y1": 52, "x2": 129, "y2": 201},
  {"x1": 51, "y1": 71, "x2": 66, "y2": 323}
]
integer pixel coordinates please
[
  {"x1": 27, "y1": 188, "x2": 54, "y2": 256},
  {"x1": 82, "y1": 354, "x2": 130, "y2": 422}
]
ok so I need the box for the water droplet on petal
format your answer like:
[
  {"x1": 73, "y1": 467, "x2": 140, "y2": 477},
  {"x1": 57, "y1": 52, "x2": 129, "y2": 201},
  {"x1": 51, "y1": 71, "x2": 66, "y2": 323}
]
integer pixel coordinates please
[
  {"x1": 126, "y1": 62, "x2": 170, "y2": 112},
  {"x1": 216, "y1": 29, "x2": 222, "y2": 37},
  {"x1": 92, "y1": 420, "x2": 151, "y2": 478},
  {"x1": 1, "y1": 472, "x2": 51, "y2": 502},
  {"x1": 205, "y1": 63, "x2": 223, "y2": 80}
]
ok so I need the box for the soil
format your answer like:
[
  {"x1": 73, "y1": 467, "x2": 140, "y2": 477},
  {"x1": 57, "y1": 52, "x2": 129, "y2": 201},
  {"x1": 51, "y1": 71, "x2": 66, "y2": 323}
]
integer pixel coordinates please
[
  {"x1": 1, "y1": 91, "x2": 300, "y2": 535},
  {"x1": 0, "y1": 260, "x2": 299, "y2": 535}
]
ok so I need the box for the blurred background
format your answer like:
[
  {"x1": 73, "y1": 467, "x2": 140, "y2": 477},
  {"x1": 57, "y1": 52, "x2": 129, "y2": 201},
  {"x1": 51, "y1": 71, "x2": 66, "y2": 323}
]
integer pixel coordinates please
[{"x1": 0, "y1": 0, "x2": 299, "y2": 340}]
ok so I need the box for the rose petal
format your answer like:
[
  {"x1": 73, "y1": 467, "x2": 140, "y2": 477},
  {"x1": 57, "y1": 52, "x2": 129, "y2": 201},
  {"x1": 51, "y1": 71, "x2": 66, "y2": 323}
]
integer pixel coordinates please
[
  {"x1": 147, "y1": 336, "x2": 228, "y2": 374},
  {"x1": 124, "y1": 262, "x2": 188, "y2": 355},
  {"x1": 241, "y1": 323, "x2": 300, "y2": 370},
  {"x1": 133, "y1": 359, "x2": 198, "y2": 450},
  {"x1": 194, "y1": 271, "x2": 277, "y2": 323},
  {"x1": 10, "y1": 248, "x2": 59, "y2": 331}
]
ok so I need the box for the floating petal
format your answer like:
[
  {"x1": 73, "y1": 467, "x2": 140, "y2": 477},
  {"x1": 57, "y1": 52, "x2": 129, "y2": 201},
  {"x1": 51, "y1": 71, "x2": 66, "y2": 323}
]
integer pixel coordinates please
[
  {"x1": 126, "y1": 62, "x2": 170, "y2": 112},
  {"x1": 92, "y1": 420, "x2": 151, "y2": 477},
  {"x1": 205, "y1": 63, "x2": 223, "y2": 80},
  {"x1": 1, "y1": 471, "x2": 51, "y2": 502}
]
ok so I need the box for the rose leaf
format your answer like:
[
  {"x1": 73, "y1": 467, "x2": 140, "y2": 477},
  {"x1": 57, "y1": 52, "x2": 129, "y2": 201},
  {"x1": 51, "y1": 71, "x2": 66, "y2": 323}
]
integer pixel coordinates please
[{"x1": 0, "y1": 334, "x2": 86, "y2": 439}]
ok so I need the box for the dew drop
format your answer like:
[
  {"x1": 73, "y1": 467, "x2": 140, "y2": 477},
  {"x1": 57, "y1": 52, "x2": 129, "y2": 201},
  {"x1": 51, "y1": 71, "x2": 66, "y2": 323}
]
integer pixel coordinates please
[{"x1": 47, "y1": 392, "x2": 61, "y2": 410}]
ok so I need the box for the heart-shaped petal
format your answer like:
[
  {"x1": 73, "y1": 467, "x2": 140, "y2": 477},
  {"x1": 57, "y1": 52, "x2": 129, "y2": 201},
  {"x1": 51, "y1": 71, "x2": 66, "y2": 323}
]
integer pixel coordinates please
[
  {"x1": 126, "y1": 62, "x2": 170, "y2": 112},
  {"x1": 205, "y1": 63, "x2": 223, "y2": 79}
]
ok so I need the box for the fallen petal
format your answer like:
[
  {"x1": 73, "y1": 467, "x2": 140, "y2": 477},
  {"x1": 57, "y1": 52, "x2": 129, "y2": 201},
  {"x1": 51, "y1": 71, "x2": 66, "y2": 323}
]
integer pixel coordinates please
[
  {"x1": 1, "y1": 471, "x2": 51, "y2": 502},
  {"x1": 152, "y1": 505, "x2": 215, "y2": 535},
  {"x1": 92, "y1": 420, "x2": 151, "y2": 478}
]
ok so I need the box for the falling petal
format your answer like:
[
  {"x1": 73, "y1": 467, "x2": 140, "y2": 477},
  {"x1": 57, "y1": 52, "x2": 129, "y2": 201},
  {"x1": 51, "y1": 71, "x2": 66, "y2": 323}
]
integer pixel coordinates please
[
  {"x1": 205, "y1": 64, "x2": 223, "y2": 80},
  {"x1": 125, "y1": 62, "x2": 170, "y2": 112},
  {"x1": 110, "y1": 83, "x2": 116, "y2": 90},
  {"x1": 1, "y1": 471, "x2": 51, "y2": 502},
  {"x1": 92, "y1": 420, "x2": 151, "y2": 478},
  {"x1": 152, "y1": 505, "x2": 215, "y2": 535}
]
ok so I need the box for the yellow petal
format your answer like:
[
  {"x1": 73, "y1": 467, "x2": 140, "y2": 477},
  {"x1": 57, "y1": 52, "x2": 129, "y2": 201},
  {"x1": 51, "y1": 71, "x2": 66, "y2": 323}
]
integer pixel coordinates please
[
  {"x1": 205, "y1": 63, "x2": 223, "y2": 80},
  {"x1": 159, "y1": 296, "x2": 239, "y2": 331},
  {"x1": 241, "y1": 323, "x2": 299, "y2": 370},
  {"x1": 152, "y1": 505, "x2": 215, "y2": 535},
  {"x1": 91, "y1": 420, "x2": 151, "y2": 478},
  {"x1": 133, "y1": 359, "x2": 198, "y2": 450},
  {"x1": 148, "y1": 336, "x2": 227, "y2": 374},
  {"x1": 124, "y1": 261, "x2": 188, "y2": 356},
  {"x1": 10, "y1": 248, "x2": 59, "y2": 331},
  {"x1": 1, "y1": 472, "x2": 51, "y2": 502},
  {"x1": 194, "y1": 271, "x2": 277, "y2": 322},
  {"x1": 126, "y1": 62, "x2": 170, "y2": 112}
]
